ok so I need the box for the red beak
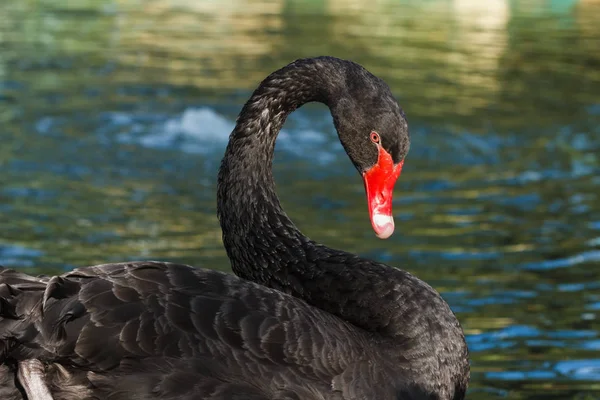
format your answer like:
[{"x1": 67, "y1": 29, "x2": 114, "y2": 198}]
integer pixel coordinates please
[{"x1": 362, "y1": 148, "x2": 403, "y2": 239}]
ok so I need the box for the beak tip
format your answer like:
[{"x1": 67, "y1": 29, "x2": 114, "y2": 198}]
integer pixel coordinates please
[{"x1": 372, "y1": 214, "x2": 395, "y2": 239}]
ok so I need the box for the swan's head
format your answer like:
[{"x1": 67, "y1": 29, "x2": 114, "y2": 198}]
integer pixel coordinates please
[{"x1": 329, "y1": 62, "x2": 410, "y2": 239}]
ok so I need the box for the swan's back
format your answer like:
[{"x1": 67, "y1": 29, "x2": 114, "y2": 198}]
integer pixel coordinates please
[{"x1": 0, "y1": 262, "x2": 420, "y2": 400}]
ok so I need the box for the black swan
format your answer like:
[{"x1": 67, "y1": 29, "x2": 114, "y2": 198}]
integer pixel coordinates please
[{"x1": 0, "y1": 56, "x2": 469, "y2": 400}]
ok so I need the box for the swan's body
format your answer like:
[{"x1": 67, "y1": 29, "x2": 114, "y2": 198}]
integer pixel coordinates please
[{"x1": 0, "y1": 57, "x2": 469, "y2": 400}]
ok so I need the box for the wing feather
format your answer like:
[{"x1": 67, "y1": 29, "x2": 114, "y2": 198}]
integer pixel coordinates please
[{"x1": 0, "y1": 262, "x2": 395, "y2": 399}]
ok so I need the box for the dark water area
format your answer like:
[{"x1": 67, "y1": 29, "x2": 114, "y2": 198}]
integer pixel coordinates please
[{"x1": 1, "y1": 0, "x2": 600, "y2": 398}]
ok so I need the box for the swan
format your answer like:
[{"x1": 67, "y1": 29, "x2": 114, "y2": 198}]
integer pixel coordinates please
[{"x1": 0, "y1": 56, "x2": 469, "y2": 400}]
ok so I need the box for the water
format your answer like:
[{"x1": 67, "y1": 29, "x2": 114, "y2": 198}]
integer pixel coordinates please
[{"x1": 1, "y1": 0, "x2": 599, "y2": 398}]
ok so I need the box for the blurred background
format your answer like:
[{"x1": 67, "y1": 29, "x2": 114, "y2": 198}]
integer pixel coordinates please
[{"x1": 1, "y1": 0, "x2": 599, "y2": 398}]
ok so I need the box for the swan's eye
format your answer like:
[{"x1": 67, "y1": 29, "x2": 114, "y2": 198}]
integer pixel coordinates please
[{"x1": 370, "y1": 131, "x2": 380, "y2": 144}]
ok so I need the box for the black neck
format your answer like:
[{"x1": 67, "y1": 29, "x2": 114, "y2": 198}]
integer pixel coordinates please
[
  {"x1": 216, "y1": 57, "x2": 468, "y2": 397},
  {"x1": 218, "y1": 57, "x2": 336, "y2": 274}
]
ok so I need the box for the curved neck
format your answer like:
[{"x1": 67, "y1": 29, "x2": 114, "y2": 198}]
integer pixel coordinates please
[
  {"x1": 216, "y1": 58, "x2": 468, "y2": 397},
  {"x1": 217, "y1": 58, "x2": 337, "y2": 272},
  {"x1": 216, "y1": 56, "x2": 434, "y2": 334}
]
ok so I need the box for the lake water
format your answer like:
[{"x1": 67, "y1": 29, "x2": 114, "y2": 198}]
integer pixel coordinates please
[{"x1": 1, "y1": 0, "x2": 599, "y2": 398}]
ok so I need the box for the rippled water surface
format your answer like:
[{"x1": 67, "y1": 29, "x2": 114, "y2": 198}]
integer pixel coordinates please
[{"x1": 1, "y1": 0, "x2": 600, "y2": 398}]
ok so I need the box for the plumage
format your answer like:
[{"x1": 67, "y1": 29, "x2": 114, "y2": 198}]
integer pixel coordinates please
[{"x1": 0, "y1": 56, "x2": 468, "y2": 400}]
